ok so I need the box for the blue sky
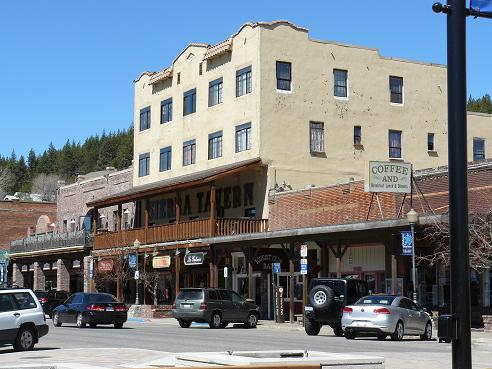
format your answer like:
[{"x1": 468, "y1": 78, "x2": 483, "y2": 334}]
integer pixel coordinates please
[{"x1": 0, "y1": 0, "x2": 491, "y2": 158}]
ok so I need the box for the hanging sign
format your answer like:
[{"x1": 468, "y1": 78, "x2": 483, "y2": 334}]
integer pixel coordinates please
[
  {"x1": 128, "y1": 253, "x2": 138, "y2": 269},
  {"x1": 184, "y1": 252, "x2": 205, "y2": 266},
  {"x1": 401, "y1": 231, "x2": 413, "y2": 256},
  {"x1": 153, "y1": 256, "x2": 171, "y2": 269},
  {"x1": 98, "y1": 259, "x2": 113, "y2": 272},
  {"x1": 365, "y1": 161, "x2": 412, "y2": 193},
  {"x1": 300, "y1": 244, "x2": 308, "y2": 258}
]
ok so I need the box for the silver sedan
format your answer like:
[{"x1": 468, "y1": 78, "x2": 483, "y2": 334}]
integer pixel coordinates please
[{"x1": 341, "y1": 295, "x2": 432, "y2": 341}]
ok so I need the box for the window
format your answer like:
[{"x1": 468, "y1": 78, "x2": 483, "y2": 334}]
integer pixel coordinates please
[
  {"x1": 72, "y1": 294, "x2": 84, "y2": 304},
  {"x1": 177, "y1": 72, "x2": 181, "y2": 85},
  {"x1": 334, "y1": 69, "x2": 348, "y2": 98},
  {"x1": 310, "y1": 122, "x2": 325, "y2": 153},
  {"x1": 235, "y1": 122, "x2": 252, "y2": 152},
  {"x1": 160, "y1": 146, "x2": 172, "y2": 172},
  {"x1": 245, "y1": 207, "x2": 256, "y2": 218},
  {"x1": 276, "y1": 61, "x2": 292, "y2": 91},
  {"x1": 11, "y1": 292, "x2": 37, "y2": 310},
  {"x1": 389, "y1": 130, "x2": 402, "y2": 158},
  {"x1": 208, "y1": 78, "x2": 223, "y2": 107},
  {"x1": 139, "y1": 106, "x2": 151, "y2": 131},
  {"x1": 354, "y1": 126, "x2": 362, "y2": 145},
  {"x1": 428, "y1": 133, "x2": 435, "y2": 151},
  {"x1": 0, "y1": 294, "x2": 15, "y2": 312},
  {"x1": 208, "y1": 131, "x2": 223, "y2": 159},
  {"x1": 389, "y1": 76, "x2": 403, "y2": 104},
  {"x1": 219, "y1": 290, "x2": 232, "y2": 301},
  {"x1": 208, "y1": 290, "x2": 218, "y2": 300},
  {"x1": 138, "y1": 152, "x2": 150, "y2": 177},
  {"x1": 63, "y1": 220, "x2": 67, "y2": 232},
  {"x1": 199, "y1": 62, "x2": 203, "y2": 75},
  {"x1": 236, "y1": 66, "x2": 252, "y2": 97},
  {"x1": 160, "y1": 98, "x2": 172, "y2": 124},
  {"x1": 183, "y1": 140, "x2": 196, "y2": 166},
  {"x1": 473, "y1": 138, "x2": 485, "y2": 161},
  {"x1": 183, "y1": 89, "x2": 196, "y2": 116}
]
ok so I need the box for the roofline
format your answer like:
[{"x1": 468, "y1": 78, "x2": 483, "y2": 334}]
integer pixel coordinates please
[{"x1": 8, "y1": 245, "x2": 89, "y2": 259}]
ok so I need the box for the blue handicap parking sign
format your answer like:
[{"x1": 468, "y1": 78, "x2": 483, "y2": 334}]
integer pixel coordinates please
[{"x1": 273, "y1": 262, "x2": 281, "y2": 274}]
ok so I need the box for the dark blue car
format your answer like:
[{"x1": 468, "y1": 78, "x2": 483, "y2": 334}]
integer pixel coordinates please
[{"x1": 52, "y1": 292, "x2": 128, "y2": 329}]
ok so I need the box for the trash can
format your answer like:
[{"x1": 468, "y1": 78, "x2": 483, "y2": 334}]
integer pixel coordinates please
[{"x1": 437, "y1": 314, "x2": 457, "y2": 343}]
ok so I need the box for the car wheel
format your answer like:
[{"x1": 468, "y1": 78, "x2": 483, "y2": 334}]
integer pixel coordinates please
[
  {"x1": 377, "y1": 334, "x2": 386, "y2": 340},
  {"x1": 245, "y1": 312, "x2": 258, "y2": 328},
  {"x1": 76, "y1": 313, "x2": 86, "y2": 328},
  {"x1": 420, "y1": 322, "x2": 432, "y2": 341},
  {"x1": 52, "y1": 312, "x2": 62, "y2": 327},
  {"x1": 114, "y1": 323, "x2": 123, "y2": 329},
  {"x1": 13, "y1": 326, "x2": 36, "y2": 351},
  {"x1": 345, "y1": 330, "x2": 356, "y2": 340},
  {"x1": 304, "y1": 318, "x2": 321, "y2": 336},
  {"x1": 89, "y1": 323, "x2": 97, "y2": 328},
  {"x1": 209, "y1": 312, "x2": 222, "y2": 329},
  {"x1": 333, "y1": 325, "x2": 344, "y2": 337},
  {"x1": 178, "y1": 320, "x2": 191, "y2": 328},
  {"x1": 391, "y1": 321, "x2": 404, "y2": 341},
  {"x1": 308, "y1": 285, "x2": 334, "y2": 310}
]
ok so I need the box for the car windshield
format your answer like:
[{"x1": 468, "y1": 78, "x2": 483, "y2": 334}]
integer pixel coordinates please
[
  {"x1": 84, "y1": 294, "x2": 117, "y2": 303},
  {"x1": 355, "y1": 296, "x2": 396, "y2": 305},
  {"x1": 177, "y1": 289, "x2": 204, "y2": 300}
]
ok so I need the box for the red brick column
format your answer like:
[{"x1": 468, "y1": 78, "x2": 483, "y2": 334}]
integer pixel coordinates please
[
  {"x1": 12, "y1": 263, "x2": 24, "y2": 287},
  {"x1": 57, "y1": 259, "x2": 70, "y2": 293},
  {"x1": 33, "y1": 262, "x2": 46, "y2": 291}
]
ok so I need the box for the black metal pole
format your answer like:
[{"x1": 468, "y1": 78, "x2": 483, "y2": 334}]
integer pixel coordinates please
[{"x1": 446, "y1": 1, "x2": 472, "y2": 368}]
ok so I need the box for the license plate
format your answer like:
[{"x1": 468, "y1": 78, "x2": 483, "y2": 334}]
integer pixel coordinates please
[
  {"x1": 305, "y1": 306, "x2": 313, "y2": 311},
  {"x1": 356, "y1": 321, "x2": 367, "y2": 327},
  {"x1": 182, "y1": 304, "x2": 192, "y2": 309},
  {"x1": 106, "y1": 307, "x2": 114, "y2": 312}
]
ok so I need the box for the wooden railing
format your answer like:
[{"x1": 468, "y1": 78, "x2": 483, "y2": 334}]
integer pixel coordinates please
[{"x1": 94, "y1": 217, "x2": 268, "y2": 250}]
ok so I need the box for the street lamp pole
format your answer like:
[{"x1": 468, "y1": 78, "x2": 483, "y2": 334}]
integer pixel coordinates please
[
  {"x1": 407, "y1": 208, "x2": 418, "y2": 304},
  {"x1": 134, "y1": 240, "x2": 141, "y2": 305}
]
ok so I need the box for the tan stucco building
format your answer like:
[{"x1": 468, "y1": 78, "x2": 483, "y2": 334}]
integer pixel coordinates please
[{"x1": 133, "y1": 20, "x2": 492, "y2": 220}]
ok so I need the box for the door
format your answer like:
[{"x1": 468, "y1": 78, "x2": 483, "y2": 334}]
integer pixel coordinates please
[
  {"x1": 218, "y1": 290, "x2": 234, "y2": 321},
  {"x1": 410, "y1": 300, "x2": 429, "y2": 334},
  {"x1": 0, "y1": 294, "x2": 18, "y2": 344},
  {"x1": 59, "y1": 294, "x2": 75, "y2": 323},
  {"x1": 231, "y1": 291, "x2": 248, "y2": 321},
  {"x1": 66, "y1": 294, "x2": 84, "y2": 323},
  {"x1": 398, "y1": 298, "x2": 418, "y2": 333}
]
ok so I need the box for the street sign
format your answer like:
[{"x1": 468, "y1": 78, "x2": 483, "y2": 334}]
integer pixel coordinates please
[
  {"x1": 471, "y1": 0, "x2": 492, "y2": 14},
  {"x1": 300, "y1": 244, "x2": 308, "y2": 257},
  {"x1": 89, "y1": 260, "x2": 94, "y2": 278},
  {"x1": 134, "y1": 270, "x2": 140, "y2": 280},
  {"x1": 401, "y1": 230, "x2": 413, "y2": 256},
  {"x1": 128, "y1": 253, "x2": 138, "y2": 269},
  {"x1": 224, "y1": 267, "x2": 228, "y2": 278},
  {"x1": 300, "y1": 258, "x2": 308, "y2": 275},
  {"x1": 0, "y1": 262, "x2": 7, "y2": 284},
  {"x1": 0, "y1": 250, "x2": 8, "y2": 263},
  {"x1": 273, "y1": 262, "x2": 281, "y2": 274},
  {"x1": 184, "y1": 252, "x2": 205, "y2": 266}
]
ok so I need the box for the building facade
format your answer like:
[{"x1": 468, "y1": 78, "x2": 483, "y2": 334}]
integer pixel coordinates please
[
  {"x1": 88, "y1": 21, "x2": 492, "y2": 321},
  {"x1": 9, "y1": 167, "x2": 133, "y2": 293}
]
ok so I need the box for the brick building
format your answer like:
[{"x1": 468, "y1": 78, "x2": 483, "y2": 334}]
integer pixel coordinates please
[{"x1": 9, "y1": 167, "x2": 133, "y2": 295}]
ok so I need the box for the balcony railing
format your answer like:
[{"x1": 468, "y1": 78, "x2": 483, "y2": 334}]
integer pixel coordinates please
[
  {"x1": 94, "y1": 218, "x2": 268, "y2": 250},
  {"x1": 11, "y1": 230, "x2": 93, "y2": 254}
]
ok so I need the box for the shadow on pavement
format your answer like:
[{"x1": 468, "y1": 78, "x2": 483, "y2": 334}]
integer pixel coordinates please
[{"x1": 0, "y1": 346, "x2": 59, "y2": 354}]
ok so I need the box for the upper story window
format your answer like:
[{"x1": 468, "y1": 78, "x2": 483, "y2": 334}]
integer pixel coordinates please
[
  {"x1": 354, "y1": 126, "x2": 362, "y2": 145},
  {"x1": 389, "y1": 76, "x2": 403, "y2": 104},
  {"x1": 161, "y1": 98, "x2": 172, "y2": 124},
  {"x1": 276, "y1": 61, "x2": 292, "y2": 91},
  {"x1": 389, "y1": 130, "x2": 402, "y2": 158},
  {"x1": 428, "y1": 133, "x2": 435, "y2": 151},
  {"x1": 473, "y1": 138, "x2": 485, "y2": 161},
  {"x1": 236, "y1": 66, "x2": 252, "y2": 97},
  {"x1": 235, "y1": 122, "x2": 252, "y2": 152},
  {"x1": 310, "y1": 122, "x2": 325, "y2": 153},
  {"x1": 208, "y1": 131, "x2": 223, "y2": 160},
  {"x1": 159, "y1": 146, "x2": 172, "y2": 172},
  {"x1": 183, "y1": 139, "x2": 196, "y2": 166},
  {"x1": 199, "y1": 63, "x2": 203, "y2": 75},
  {"x1": 208, "y1": 78, "x2": 223, "y2": 107},
  {"x1": 183, "y1": 88, "x2": 196, "y2": 116},
  {"x1": 177, "y1": 72, "x2": 181, "y2": 85},
  {"x1": 139, "y1": 107, "x2": 151, "y2": 131},
  {"x1": 138, "y1": 152, "x2": 150, "y2": 177},
  {"x1": 334, "y1": 69, "x2": 348, "y2": 98}
]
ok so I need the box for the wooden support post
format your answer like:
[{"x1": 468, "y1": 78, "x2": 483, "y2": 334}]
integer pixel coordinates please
[
  {"x1": 144, "y1": 199, "x2": 149, "y2": 244},
  {"x1": 209, "y1": 184, "x2": 216, "y2": 237},
  {"x1": 289, "y1": 257, "x2": 295, "y2": 324},
  {"x1": 175, "y1": 193, "x2": 181, "y2": 240},
  {"x1": 209, "y1": 259, "x2": 215, "y2": 287},
  {"x1": 336, "y1": 242, "x2": 342, "y2": 279},
  {"x1": 116, "y1": 278, "x2": 121, "y2": 302},
  {"x1": 117, "y1": 203, "x2": 122, "y2": 246},
  {"x1": 175, "y1": 253, "x2": 181, "y2": 297},
  {"x1": 248, "y1": 261, "x2": 254, "y2": 301},
  {"x1": 392, "y1": 254, "x2": 398, "y2": 295},
  {"x1": 92, "y1": 207, "x2": 98, "y2": 238}
]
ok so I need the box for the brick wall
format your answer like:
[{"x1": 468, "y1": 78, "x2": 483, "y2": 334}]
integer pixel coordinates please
[
  {"x1": 56, "y1": 168, "x2": 134, "y2": 233},
  {"x1": 0, "y1": 201, "x2": 56, "y2": 250}
]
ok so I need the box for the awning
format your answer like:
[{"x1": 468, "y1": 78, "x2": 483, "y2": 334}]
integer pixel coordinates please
[{"x1": 87, "y1": 158, "x2": 262, "y2": 208}]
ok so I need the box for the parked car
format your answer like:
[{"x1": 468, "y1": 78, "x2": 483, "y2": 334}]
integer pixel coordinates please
[
  {"x1": 52, "y1": 292, "x2": 128, "y2": 329},
  {"x1": 172, "y1": 288, "x2": 260, "y2": 329},
  {"x1": 34, "y1": 290, "x2": 69, "y2": 317},
  {"x1": 304, "y1": 278, "x2": 368, "y2": 336},
  {"x1": 0, "y1": 288, "x2": 49, "y2": 351},
  {"x1": 341, "y1": 295, "x2": 433, "y2": 341}
]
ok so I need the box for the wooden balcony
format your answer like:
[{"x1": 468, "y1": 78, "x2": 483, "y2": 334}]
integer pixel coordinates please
[{"x1": 93, "y1": 218, "x2": 268, "y2": 250}]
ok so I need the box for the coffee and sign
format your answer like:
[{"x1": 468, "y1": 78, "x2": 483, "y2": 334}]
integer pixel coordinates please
[
  {"x1": 184, "y1": 252, "x2": 205, "y2": 266},
  {"x1": 365, "y1": 161, "x2": 412, "y2": 194}
]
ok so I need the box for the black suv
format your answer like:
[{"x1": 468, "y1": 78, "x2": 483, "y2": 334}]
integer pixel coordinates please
[
  {"x1": 304, "y1": 278, "x2": 368, "y2": 336},
  {"x1": 34, "y1": 290, "x2": 69, "y2": 318}
]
